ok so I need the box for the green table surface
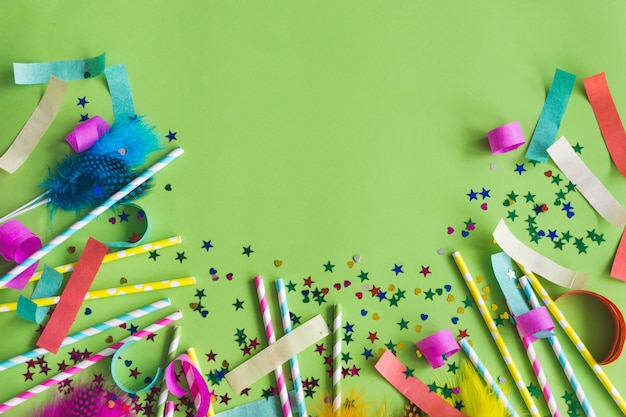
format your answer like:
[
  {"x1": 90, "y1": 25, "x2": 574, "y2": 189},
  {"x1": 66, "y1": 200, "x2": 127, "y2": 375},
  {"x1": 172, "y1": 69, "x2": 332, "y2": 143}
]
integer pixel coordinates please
[{"x1": 1, "y1": 2, "x2": 626, "y2": 416}]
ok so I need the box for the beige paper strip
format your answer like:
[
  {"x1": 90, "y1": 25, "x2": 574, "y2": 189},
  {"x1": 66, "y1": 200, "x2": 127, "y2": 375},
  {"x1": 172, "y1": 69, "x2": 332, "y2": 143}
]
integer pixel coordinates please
[
  {"x1": 0, "y1": 76, "x2": 68, "y2": 173},
  {"x1": 225, "y1": 314, "x2": 330, "y2": 393},
  {"x1": 493, "y1": 219, "x2": 589, "y2": 289},
  {"x1": 547, "y1": 135, "x2": 626, "y2": 227}
]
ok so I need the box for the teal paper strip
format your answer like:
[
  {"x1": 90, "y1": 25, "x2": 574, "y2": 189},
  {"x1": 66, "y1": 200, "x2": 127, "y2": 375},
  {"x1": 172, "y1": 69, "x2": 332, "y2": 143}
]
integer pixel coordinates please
[
  {"x1": 105, "y1": 64, "x2": 136, "y2": 122},
  {"x1": 213, "y1": 392, "x2": 297, "y2": 417},
  {"x1": 491, "y1": 252, "x2": 529, "y2": 317},
  {"x1": 13, "y1": 53, "x2": 106, "y2": 85},
  {"x1": 525, "y1": 69, "x2": 576, "y2": 162},
  {"x1": 16, "y1": 265, "x2": 63, "y2": 323}
]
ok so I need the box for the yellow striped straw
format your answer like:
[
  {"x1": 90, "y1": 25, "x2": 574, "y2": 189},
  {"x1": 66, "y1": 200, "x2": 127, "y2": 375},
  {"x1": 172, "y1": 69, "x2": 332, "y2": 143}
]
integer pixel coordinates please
[
  {"x1": 0, "y1": 277, "x2": 195, "y2": 312},
  {"x1": 0, "y1": 235, "x2": 183, "y2": 291},
  {"x1": 187, "y1": 347, "x2": 215, "y2": 416},
  {"x1": 516, "y1": 261, "x2": 626, "y2": 416},
  {"x1": 452, "y1": 251, "x2": 540, "y2": 417}
]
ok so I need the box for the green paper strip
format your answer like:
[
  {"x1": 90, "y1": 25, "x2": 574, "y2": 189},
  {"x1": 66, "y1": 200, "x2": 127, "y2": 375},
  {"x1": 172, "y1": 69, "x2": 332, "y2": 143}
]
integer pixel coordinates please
[
  {"x1": 525, "y1": 69, "x2": 576, "y2": 163},
  {"x1": 13, "y1": 53, "x2": 106, "y2": 85},
  {"x1": 105, "y1": 64, "x2": 137, "y2": 122}
]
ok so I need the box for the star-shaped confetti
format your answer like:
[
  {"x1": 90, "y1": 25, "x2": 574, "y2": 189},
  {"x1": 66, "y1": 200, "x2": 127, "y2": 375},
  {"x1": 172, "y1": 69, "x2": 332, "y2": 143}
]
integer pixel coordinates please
[
  {"x1": 392, "y1": 264, "x2": 403, "y2": 276},
  {"x1": 166, "y1": 131, "x2": 177, "y2": 142},
  {"x1": 175, "y1": 252, "x2": 187, "y2": 263},
  {"x1": 201, "y1": 240, "x2": 214, "y2": 251},
  {"x1": 242, "y1": 246, "x2": 254, "y2": 257},
  {"x1": 77, "y1": 96, "x2": 89, "y2": 107},
  {"x1": 323, "y1": 261, "x2": 335, "y2": 272},
  {"x1": 514, "y1": 163, "x2": 526, "y2": 175}
]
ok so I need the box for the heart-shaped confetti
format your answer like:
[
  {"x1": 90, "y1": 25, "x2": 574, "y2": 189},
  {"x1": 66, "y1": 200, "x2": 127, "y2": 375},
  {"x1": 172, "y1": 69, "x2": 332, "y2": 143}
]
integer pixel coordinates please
[
  {"x1": 165, "y1": 184, "x2": 172, "y2": 191},
  {"x1": 343, "y1": 280, "x2": 351, "y2": 287},
  {"x1": 444, "y1": 284, "x2": 452, "y2": 292},
  {"x1": 435, "y1": 288, "x2": 443, "y2": 295},
  {"x1": 212, "y1": 275, "x2": 219, "y2": 281},
  {"x1": 544, "y1": 170, "x2": 553, "y2": 177},
  {"x1": 334, "y1": 283, "x2": 341, "y2": 290},
  {"x1": 457, "y1": 306, "x2": 465, "y2": 314},
  {"x1": 541, "y1": 204, "x2": 548, "y2": 212},
  {"x1": 302, "y1": 290, "x2": 310, "y2": 297},
  {"x1": 360, "y1": 309, "x2": 367, "y2": 316},
  {"x1": 119, "y1": 323, "x2": 127, "y2": 329},
  {"x1": 68, "y1": 246, "x2": 76, "y2": 254},
  {"x1": 120, "y1": 277, "x2": 128, "y2": 284},
  {"x1": 447, "y1": 227, "x2": 455, "y2": 234},
  {"x1": 503, "y1": 199, "x2": 511, "y2": 207},
  {"x1": 420, "y1": 313, "x2": 428, "y2": 320},
  {"x1": 226, "y1": 273, "x2": 233, "y2": 280},
  {"x1": 108, "y1": 400, "x2": 116, "y2": 408},
  {"x1": 201, "y1": 310, "x2": 209, "y2": 317},
  {"x1": 537, "y1": 230, "x2": 546, "y2": 237},
  {"x1": 414, "y1": 288, "x2": 422, "y2": 295},
  {"x1": 321, "y1": 287, "x2": 329, "y2": 295},
  {"x1": 491, "y1": 303, "x2": 499, "y2": 311},
  {"x1": 190, "y1": 303, "x2": 199, "y2": 310},
  {"x1": 482, "y1": 286, "x2": 490, "y2": 294},
  {"x1": 451, "y1": 317, "x2": 459, "y2": 324},
  {"x1": 378, "y1": 348, "x2": 388, "y2": 356},
  {"x1": 108, "y1": 217, "x2": 116, "y2": 224},
  {"x1": 447, "y1": 294, "x2": 455, "y2": 302},
  {"x1": 124, "y1": 360, "x2": 132, "y2": 367},
  {"x1": 274, "y1": 260, "x2": 283, "y2": 267},
  {"x1": 397, "y1": 341, "x2": 405, "y2": 349},
  {"x1": 373, "y1": 313, "x2": 381, "y2": 320},
  {"x1": 480, "y1": 203, "x2": 488, "y2": 210},
  {"x1": 347, "y1": 261, "x2": 355, "y2": 269},
  {"x1": 476, "y1": 275, "x2": 483, "y2": 283},
  {"x1": 388, "y1": 284, "x2": 396, "y2": 291},
  {"x1": 222, "y1": 360, "x2": 230, "y2": 368},
  {"x1": 461, "y1": 230, "x2": 469, "y2": 238},
  {"x1": 353, "y1": 254, "x2": 361, "y2": 263},
  {"x1": 355, "y1": 292, "x2": 363, "y2": 299},
  {"x1": 105, "y1": 336, "x2": 114, "y2": 343},
  {"x1": 84, "y1": 308, "x2": 92, "y2": 315},
  {"x1": 209, "y1": 268, "x2": 218, "y2": 275},
  {"x1": 144, "y1": 376, "x2": 153, "y2": 384},
  {"x1": 414, "y1": 325, "x2": 423, "y2": 332}
]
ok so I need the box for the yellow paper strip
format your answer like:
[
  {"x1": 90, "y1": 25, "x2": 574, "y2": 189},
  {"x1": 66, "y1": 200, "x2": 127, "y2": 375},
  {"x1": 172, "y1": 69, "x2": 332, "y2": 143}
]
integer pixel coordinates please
[
  {"x1": 225, "y1": 314, "x2": 330, "y2": 393},
  {"x1": 492, "y1": 219, "x2": 589, "y2": 289},
  {"x1": 547, "y1": 135, "x2": 626, "y2": 227},
  {"x1": 0, "y1": 76, "x2": 68, "y2": 173}
]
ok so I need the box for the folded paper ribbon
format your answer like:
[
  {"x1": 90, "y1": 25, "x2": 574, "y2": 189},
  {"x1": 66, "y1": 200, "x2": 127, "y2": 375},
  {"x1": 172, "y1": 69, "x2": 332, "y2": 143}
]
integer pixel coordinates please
[
  {"x1": 13, "y1": 53, "x2": 106, "y2": 85},
  {"x1": 111, "y1": 338, "x2": 161, "y2": 394},
  {"x1": 65, "y1": 115, "x2": 111, "y2": 153},
  {"x1": 555, "y1": 290, "x2": 625, "y2": 365},
  {"x1": 487, "y1": 122, "x2": 525, "y2": 154},
  {"x1": 415, "y1": 328, "x2": 459, "y2": 368},
  {"x1": 165, "y1": 353, "x2": 211, "y2": 417},
  {"x1": 16, "y1": 265, "x2": 62, "y2": 323},
  {"x1": 515, "y1": 307, "x2": 555, "y2": 342},
  {"x1": 0, "y1": 220, "x2": 42, "y2": 290}
]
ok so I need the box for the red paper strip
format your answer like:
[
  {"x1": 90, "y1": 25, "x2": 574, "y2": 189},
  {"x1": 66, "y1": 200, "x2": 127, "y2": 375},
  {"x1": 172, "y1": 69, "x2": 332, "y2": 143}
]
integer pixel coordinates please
[
  {"x1": 36, "y1": 238, "x2": 109, "y2": 353},
  {"x1": 375, "y1": 349, "x2": 468, "y2": 417},
  {"x1": 584, "y1": 72, "x2": 626, "y2": 176},
  {"x1": 611, "y1": 227, "x2": 626, "y2": 281},
  {"x1": 555, "y1": 290, "x2": 625, "y2": 365}
]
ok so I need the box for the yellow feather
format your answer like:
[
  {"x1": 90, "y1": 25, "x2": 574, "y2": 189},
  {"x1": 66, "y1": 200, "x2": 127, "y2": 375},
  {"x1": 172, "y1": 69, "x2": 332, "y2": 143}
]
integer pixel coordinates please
[
  {"x1": 313, "y1": 389, "x2": 399, "y2": 417},
  {"x1": 453, "y1": 359, "x2": 510, "y2": 417}
]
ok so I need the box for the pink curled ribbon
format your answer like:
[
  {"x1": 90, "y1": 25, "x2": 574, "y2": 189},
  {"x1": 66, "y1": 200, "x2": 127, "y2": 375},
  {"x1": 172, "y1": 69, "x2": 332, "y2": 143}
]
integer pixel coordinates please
[
  {"x1": 0, "y1": 220, "x2": 42, "y2": 290},
  {"x1": 65, "y1": 115, "x2": 110, "y2": 153},
  {"x1": 487, "y1": 121, "x2": 526, "y2": 154},
  {"x1": 165, "y1": 353, "x2": 211, "y2": 417},
  {"x1": 416, "y1": 328, "x2": 459, "y2": 368},
  {"x1": 515, "y1": 306, "x2": 555, "y2": 342}
]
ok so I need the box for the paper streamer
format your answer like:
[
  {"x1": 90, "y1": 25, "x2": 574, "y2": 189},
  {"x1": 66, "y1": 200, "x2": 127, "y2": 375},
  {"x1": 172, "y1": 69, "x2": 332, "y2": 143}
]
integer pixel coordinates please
[
  {"x1": 36, "y1": 238, "x2": 109, "y2": 353},
  {"x1": 0, "y1": 220, "x2": 42, "y2": 291},
  {"x1": 0, "y1": 277, "x2": 195, "y2": 313},
  {"x1": 16, "y1": 265, "x2": 62, "y2": 323},
  {"x1": 155, "y1": 325, "x2": 181, "y2": 417},
  {"x1": 515, "y1": 307, "x2": 555, "y2": 342},
  {"x1": 165, "y1": 354, "x2": 211, "y2": 417},
  {"x1": 0, "y1": 310, "x2": 182, "y2": 414},
  {"x1": 452, "y1": 251, "x2": 541, "y2": 417},
  {"x1": 65, "y1": 115, "x2": 111, "y2": 153},
  {"x1": 526, "y1": 68, "x2": 576, "y2": 162},
  {"x1": 516, "y1": 263, "x2": 626, "y2": 415},
  {"x1": 111, "y1": 338, "x2": 161, "y2": 393},
  {"x1": 225, "y1": 314, "x2": 330, "y2": 394},
  {"x1": 13, "y1": 53, "x2": 106, "y2": 84},
  {"x1": 0, "y1": 298, "x2": 170, "y2": 373},
  {"x1": 212, "y1": 392, "x2": 299, "y2": 417},
  {"x1": 547, "y1": 136, "x2": 626, "y2": 227},
  {"x1": 492, "y1": 218, "x2": 589, "y2": 289},
  {"x1": 555, "y1": 290, "x2": 625, "y2": 365},
  {"x1": 186, "y1": 347, "x2": 216, "y2": 416},
  {"x1": 0, "y1": 76, "x2": 68, "y2": 173},
  {"x1": 415, "y1": 328, "x2": 459, "y2": 368},
  {"x1": 518, "y1": 276, "x2": 597, "y2": 417},
  {"x1": 487, "y1": 121, "x2": 525, "y2": 154},
  {"x1": 105, "y1": 64, "x2": 136, "y2": 122},
  {"x1": 584, "y1": 72, "x2": 626, "y2": 176},
  {"x1": 611, "y1": 228, "x2": 626, "y2": 281},
  {"x1": 375, "y1": 350, "x2": 469, "y2": 417},
  {"x1": 0, "y1": 147, "x2": 184, "y2": 290}
]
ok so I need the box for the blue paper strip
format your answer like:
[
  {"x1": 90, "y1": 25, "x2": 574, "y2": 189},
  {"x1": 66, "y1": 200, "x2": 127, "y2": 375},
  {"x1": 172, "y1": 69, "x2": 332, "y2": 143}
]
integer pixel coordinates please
[
  {"x1": 525, "y1": 69, "x2": 576, "y2": 162},
  {"x1": 13, "y1": 53, "x2": 106, "y2": 85},
  {"x1": 213, "y1": 392, "x2": 297, "y2": 417},
  {"x1": 105, "y1": 64, "x2": 137, "y2": 122}
]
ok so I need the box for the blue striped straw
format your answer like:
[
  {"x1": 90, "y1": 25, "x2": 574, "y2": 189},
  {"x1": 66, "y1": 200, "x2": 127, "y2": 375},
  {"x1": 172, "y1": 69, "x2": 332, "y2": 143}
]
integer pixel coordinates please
[
  {"x1": 458, "y1": 338, "x2": 520, "y2": 417},
  {"x1": 275, "y1": 278, "x2": 308, "y2": 417},
  {"x1": 518, "y1": 276, "x2": 596, "y2": 417},
  {"x1": 0, "y1": 298, "x2": 171, "y2": 372},
  {"x1": 0, "y1": 147, "x2": 184, "y2": 290}
]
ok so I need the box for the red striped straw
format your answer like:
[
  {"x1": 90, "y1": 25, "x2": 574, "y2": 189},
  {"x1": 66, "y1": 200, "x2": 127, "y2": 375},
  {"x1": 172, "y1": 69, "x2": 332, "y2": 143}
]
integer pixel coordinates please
[{"x1": 254, "y1": 276, "x2": 292, "y2": 417}]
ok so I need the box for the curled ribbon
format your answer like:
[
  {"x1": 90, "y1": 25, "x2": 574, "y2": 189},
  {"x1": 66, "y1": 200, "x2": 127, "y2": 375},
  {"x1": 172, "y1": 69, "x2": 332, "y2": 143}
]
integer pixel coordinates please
[
  {"x1": 111, "y1": 338, "x2": 161, "y2": 394},
  {"x1": 65, "y1": 115, "x2": 111, "y2": 153},
  {"x1": 165, "y1": 353, "x2": 211, "y2": 417},
  {"x1": 416, "y1": 328, "x2": 459, "y2": 368},
  {"x1": 0, "y1": 220, "x2": 42, "y2": 290},
  {"x1": 514, "y1": 306, "x2": 554, "y2": 342},
  {"x1": 487, "y1": 121, "x2": 525, "y2": 154}
]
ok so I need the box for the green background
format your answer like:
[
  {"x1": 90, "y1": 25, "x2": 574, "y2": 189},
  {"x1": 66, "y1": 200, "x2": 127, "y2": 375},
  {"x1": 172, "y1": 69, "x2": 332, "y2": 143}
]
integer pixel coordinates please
[{"x1": 1, "y1": 1, "x2": 626, "y2": 416}]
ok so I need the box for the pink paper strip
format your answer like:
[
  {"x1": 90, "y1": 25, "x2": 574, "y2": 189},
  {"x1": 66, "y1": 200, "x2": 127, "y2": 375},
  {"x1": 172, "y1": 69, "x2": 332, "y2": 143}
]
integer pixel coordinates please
[
  {"x1": 487, "y1": 121, "x2": 526, "y2": 154},
  {"x1": 65, "y1": 115, "x2": 111, "y2": 153},
  {"x1": 515, "y1": 306, "x2": 555, "y2": 342},
  {"x1": 165, "y1": 353, "x2": 211, "y2": 417},
  {"x1": 0, "y1": 220, "x2": 42, "y2": 290},
  {"x1": 415, "y1": 328, "x2": 459, "y2": 368}
]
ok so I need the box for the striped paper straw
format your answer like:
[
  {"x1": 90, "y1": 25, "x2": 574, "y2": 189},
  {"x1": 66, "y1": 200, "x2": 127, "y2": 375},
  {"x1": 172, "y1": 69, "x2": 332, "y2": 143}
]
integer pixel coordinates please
[
  {"x1": 458, "y1": 338, "x2": 520, "y2": 417},
  {"x1": 275, "y1": 278, "x2": 307, "y2": 417},
  {"x1": 452, "y1": 251, "x2": 541, "y2": 417},
  {"x1": 0, "y1": 298, "x2": 171, "y2": 373},
  {"x1": 155, "y1": 325, "x2": 182, "y2": 417},
  {"x1": 6, "y1": 235, "x2": 183, "y2": 289},
  {"x1": 0, "y1": 310, "x2": 183, "y2": 414},
  {"x1": 332, "y1": 303, "x2": 342, "y2": 414},
  {"x1": 186, "y1": 347, "x2": 215, "y2": 416},
  {"x1": 165, "y1": 401, "x2": 176, "y2": 417},
  {"x1": 518, "y1": 276, "x2": 596, "y2": 417},
  {"x1": 0, "y1": 147, "x2": 184, "y2": 290},
  {"x1": 0, "y1": 277, "x2": 195, "y2": 312},
  {"x1": 515, "y1": 262, "x2": 626, "y2": 415},
  {"x1": 254, "y1": 276, "x2": 292, "y2": 417}
]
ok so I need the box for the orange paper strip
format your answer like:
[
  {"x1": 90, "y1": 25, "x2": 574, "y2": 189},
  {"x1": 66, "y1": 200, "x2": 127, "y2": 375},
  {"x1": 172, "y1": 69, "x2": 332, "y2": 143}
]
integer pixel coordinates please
[
  {"x1": 36, "y1": 238, "x2": 109, "y2": 353},
  {"x1": 584, "y1": 72, "x2": 626, "y2": 176},
  {"x1": 375, "y1": 349, "x2": 468, "y2": 417}
]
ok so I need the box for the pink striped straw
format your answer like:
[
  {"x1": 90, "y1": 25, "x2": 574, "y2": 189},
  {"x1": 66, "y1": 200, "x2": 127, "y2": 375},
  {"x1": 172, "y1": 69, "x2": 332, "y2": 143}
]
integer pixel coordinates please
[
  {"x1": 165, "y1": 401, "x2": 176, "y2": 417},
  {"x1": 520, "y1": 333, "x2": 561, "y2": 417},
  {"x1": 0, "y1": 310, "x2": 183, "y2": 414},
  {"x1": 254, "y1": 276, "x2": 292, "y2": 417}
]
